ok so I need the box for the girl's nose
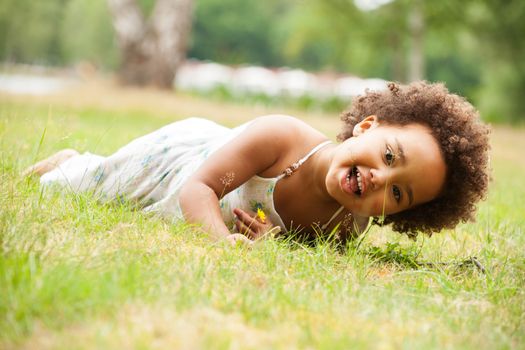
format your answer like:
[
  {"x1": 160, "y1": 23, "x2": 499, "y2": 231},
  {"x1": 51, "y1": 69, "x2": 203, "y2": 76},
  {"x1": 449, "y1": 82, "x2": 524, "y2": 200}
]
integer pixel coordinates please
[{"x1": 369, "y1": 168, "x2": 389, "y2": 189}]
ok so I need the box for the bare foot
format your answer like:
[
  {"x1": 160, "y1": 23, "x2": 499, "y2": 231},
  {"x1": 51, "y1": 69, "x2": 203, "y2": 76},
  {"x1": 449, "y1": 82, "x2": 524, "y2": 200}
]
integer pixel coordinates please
[{"x1": 22, "y1": 149, "x2": 80, "y2": 177}]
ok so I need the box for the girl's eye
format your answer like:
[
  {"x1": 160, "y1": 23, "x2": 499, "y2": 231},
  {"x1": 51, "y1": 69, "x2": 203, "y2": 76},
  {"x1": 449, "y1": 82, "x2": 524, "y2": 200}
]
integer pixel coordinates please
[
  {"x1": 393, "y1": 185, "x2": 401, "y2": 202},
  {"x1": 385, "y1": 147, "x2": 395, "y2": 165}
]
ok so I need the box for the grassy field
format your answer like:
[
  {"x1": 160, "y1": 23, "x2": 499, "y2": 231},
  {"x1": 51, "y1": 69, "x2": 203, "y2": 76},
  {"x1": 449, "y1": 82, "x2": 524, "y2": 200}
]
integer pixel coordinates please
[{"x1": 1, "y1": 83, "x2": 524, "y2": 349}]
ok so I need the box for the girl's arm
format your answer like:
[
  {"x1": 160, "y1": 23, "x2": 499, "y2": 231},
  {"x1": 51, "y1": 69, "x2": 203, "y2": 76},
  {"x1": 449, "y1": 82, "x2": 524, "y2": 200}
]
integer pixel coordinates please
[{"x1": 179, "y1": 115, "x2": 299, "y2": 240}]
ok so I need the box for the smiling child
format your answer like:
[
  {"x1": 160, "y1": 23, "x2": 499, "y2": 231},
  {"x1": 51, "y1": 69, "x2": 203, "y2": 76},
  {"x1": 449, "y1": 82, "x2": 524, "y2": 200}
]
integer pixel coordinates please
[{"x1": 26, "y1": 81, "x2": 490, "y2": 245}]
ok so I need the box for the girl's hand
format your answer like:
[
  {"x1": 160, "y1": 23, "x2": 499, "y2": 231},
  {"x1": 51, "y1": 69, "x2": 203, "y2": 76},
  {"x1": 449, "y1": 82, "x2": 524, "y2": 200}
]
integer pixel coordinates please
[{"x1": 233, "y1": 208, "x2": 281, "y2": 241}]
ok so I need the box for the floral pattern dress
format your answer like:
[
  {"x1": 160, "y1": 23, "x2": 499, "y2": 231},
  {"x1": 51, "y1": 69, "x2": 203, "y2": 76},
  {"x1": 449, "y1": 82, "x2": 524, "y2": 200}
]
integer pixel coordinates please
[{"x1": 41, "y1": 117, "x2": 288, "y2": 231}]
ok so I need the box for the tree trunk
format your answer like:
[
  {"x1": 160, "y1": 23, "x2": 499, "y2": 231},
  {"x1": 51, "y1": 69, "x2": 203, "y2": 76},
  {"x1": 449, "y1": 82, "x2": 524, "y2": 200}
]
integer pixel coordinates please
[
  {"x1": 408, "y1": 0, "x2": 424, "y2": 82},
  {"x1": 389, "y1": 32, "x2": 405, "y2": 83},
  {"x1": 108, "y1": 0, "x2": 193, "y2": 89}
]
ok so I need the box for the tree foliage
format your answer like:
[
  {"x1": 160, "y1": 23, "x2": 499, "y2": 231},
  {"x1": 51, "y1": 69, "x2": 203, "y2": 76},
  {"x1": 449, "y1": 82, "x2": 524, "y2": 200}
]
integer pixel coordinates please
[
  {"x1": 0, "y1": 0, "x2": 69, "y2": 64},
  {"x1": 0, "y1": 0, "x2": 523, "y2": 121},
  {"x1": 189, "y1": 0, "x2": 292, "y2": 67},
  {"x1": 466, "y1": 0, "x2": 525, "y2": 122}
]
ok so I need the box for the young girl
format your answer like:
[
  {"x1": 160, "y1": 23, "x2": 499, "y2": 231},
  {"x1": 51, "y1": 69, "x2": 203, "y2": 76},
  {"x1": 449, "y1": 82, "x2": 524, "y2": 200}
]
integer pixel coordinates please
[{"x1": 25, "y1": 82, "x2": 490, "y2": 246}]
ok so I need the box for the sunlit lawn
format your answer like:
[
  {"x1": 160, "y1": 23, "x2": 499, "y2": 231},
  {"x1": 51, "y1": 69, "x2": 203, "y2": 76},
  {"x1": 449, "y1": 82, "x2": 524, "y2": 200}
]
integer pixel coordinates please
[{"x1": 1, "y1": 84, "x2": 524, "y2": 349}]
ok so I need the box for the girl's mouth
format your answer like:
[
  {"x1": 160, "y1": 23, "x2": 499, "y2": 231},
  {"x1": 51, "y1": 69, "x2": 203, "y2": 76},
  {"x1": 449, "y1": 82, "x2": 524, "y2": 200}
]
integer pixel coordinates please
[{"x1": 344, "y1": 166, "x2": 364, "y2": 196}]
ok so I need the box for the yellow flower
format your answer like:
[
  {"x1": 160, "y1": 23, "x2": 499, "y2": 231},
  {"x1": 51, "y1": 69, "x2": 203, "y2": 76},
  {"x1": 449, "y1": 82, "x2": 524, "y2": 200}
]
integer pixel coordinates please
[{"x1": 256, "y1": 208, "x2": 266, "y2": 224}]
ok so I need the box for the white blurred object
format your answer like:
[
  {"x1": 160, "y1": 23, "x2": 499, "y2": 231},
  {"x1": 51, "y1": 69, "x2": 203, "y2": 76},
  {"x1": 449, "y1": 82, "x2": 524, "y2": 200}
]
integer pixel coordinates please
[
  {"x1": 335, "y1": 77, "x2": 387, "y2": 98},
  {"x1": 174, "y1": 59, "x2": 387, "y2": 99},
  {"x1": 278, "y1": 69, "x2": 317, "y2": 97},
  {"x1": 0, "y1": 74, "x2": 73, "y2": 95},
  {"x1": 354, "y1": 0, "x2": 394, "y2": 11},
  {"x1": 175, "y1": 61, "x2": 233, "y2": 91},
  {"x1": 231, "y1": 66, "x2": 280, "y2": 96}
]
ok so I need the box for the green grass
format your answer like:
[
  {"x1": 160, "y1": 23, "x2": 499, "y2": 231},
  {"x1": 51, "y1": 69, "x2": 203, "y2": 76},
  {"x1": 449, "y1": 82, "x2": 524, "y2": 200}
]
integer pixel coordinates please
[{"x1": 1, "y1": 96, "x2": 524, "y2": 349}]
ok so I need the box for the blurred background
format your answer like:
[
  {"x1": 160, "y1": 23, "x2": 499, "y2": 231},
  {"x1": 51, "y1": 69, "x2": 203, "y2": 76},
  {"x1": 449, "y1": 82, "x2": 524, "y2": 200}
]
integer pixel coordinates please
[{"x1": 0, "y1": 0, "x2": 523, "y2": 123}]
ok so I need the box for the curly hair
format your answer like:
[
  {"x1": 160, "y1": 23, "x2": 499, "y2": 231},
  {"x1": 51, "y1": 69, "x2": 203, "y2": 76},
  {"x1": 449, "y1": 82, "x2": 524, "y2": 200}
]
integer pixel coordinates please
[{"x1": 338, "y1": 81, "x2": 490, "y2": 238}]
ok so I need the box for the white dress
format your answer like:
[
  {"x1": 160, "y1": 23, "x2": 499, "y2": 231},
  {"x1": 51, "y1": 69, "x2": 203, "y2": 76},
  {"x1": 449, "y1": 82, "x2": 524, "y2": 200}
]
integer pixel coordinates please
[{"x1": 41, "y1": 117, "x2": 368, "y2": 233}]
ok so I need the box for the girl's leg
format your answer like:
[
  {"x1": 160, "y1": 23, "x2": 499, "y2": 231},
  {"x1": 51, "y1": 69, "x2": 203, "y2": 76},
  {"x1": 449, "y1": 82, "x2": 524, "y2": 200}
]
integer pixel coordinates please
[{"x1": 22, "y1": 149, "x2": 80, "y2": 177}]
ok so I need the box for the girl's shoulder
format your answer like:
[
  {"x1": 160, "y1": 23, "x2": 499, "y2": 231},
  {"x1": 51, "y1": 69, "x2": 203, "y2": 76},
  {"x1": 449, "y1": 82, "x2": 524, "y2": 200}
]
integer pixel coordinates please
[
  {"x1": 247, "y1": 114, "x2": 326, "y2": 143},
  {"x1": 239, "y1": 115, "x2": 329, "y2": 178}
]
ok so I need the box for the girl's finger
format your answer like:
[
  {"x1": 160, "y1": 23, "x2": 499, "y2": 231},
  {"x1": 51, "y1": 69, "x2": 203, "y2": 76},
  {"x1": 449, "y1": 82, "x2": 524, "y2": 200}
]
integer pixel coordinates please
[
  {"x1": 233, "y1": 208, "x2": 261, "y2": 229},
  {"x1": 235, "y1": 218, "x2": 257, "y2": 239},
  {"x1": 235, "y1": 207, "x2": 273, "y2": 228}
]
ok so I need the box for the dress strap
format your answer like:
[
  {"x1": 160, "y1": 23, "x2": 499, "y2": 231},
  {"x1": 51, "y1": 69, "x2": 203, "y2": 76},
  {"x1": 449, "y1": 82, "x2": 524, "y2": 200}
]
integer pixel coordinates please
[
  {"x1": 277, "y1": 139, "x2": 343, "y2": 232},
  {"x1": 279, "y1": 140, "x2": 332, "y2": 179}
]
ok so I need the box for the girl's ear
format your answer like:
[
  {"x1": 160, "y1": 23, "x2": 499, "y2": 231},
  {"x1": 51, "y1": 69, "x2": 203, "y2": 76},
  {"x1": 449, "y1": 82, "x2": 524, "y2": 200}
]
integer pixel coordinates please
[{"x1": 352, "y1": 115, "x2": 379, "y2": 137}]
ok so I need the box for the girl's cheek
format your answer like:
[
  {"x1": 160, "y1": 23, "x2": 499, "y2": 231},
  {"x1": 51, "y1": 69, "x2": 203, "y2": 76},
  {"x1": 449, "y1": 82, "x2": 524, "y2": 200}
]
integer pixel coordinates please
[{"x1": 369, "y1": 196, "x2": 390, "y2": 216}]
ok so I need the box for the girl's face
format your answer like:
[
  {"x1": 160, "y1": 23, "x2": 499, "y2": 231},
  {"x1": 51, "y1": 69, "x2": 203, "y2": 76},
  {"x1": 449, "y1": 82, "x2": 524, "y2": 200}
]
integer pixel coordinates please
[{"x1": 326, "y1": 116, "x2": 446, "y2": 217}]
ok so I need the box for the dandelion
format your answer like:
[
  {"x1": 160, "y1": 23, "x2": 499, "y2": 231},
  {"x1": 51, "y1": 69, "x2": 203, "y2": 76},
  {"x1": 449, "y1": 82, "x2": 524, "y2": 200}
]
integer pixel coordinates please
[
  {"x1": 256, "y1": 208, "x2": 267, "y2": 224},
  {"x1": 220, "y1": 171, "x2": 235, "y2": 187},
  {"x1": 218, "y1": 171, "x2": 236, "y2": 200}
]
